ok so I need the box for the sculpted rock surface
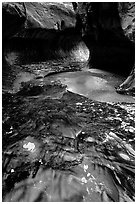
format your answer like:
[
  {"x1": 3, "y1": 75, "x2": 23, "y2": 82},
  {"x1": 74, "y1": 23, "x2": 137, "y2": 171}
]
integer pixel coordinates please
[
  {"x1": 118, "y1": 2, "x2": 135, "y2": 42},
  {"x1": 116, "y1": 3, "x2": 135, "y2": 95},
  {"x1": 3, "y1": 2, "x2": 76, "y2": 39},
  {"x1": 2, "y1": 2, "x2": 26, "y2": 39},
  {"x1": 24, "y1": 2, "x2": 76, "y2": 29}
]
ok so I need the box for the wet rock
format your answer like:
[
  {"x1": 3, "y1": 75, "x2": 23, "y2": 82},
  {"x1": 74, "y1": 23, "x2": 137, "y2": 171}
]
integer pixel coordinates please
[
  {"x1": 118, "y1": 152, "x2": 130, "y2": 161},
  {"x1": 16, "y1": 80, "x2": 67, "y2": 99},
  {"x1": 2, "y1": 2, "x2": 135, "y2": 201},
  {"x1": 17, "y1": 83, "x2": 44, "y2": 96},
  {"x1": 115, "y1": 3, "x2": 135, "y2": 96},
  {"x1": 3, "y1": 2, "x2": 83, "y2": 62},
  {"x1": 2, "y1": 89, "x2": 135, "y2": 201},
  {"x1": 75, "y1": 2, "x2": 135, "y2": 75},
  {"x1": 116, "y1": 66, "x2": 135, "y2": 96},
  {"x1": 3, "y1": 168, "x2": 85, "y2": 202}
]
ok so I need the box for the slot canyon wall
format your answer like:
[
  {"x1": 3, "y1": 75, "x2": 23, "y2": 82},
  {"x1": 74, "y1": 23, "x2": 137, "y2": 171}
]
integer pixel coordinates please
[
  {"x1": 3, "y1": 2, "x2": 135, "y2": 75},
  {"x1": 2, "y1": 2, "x2": 135, "y2": 202}
]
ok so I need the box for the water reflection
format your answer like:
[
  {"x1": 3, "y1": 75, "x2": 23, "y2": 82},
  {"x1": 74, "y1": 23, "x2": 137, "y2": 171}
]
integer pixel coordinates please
[
  {"x1": 51, "y1": 71, "x2": 134, "y2": 103},
  {"x1": 3, "y1": 39, "x2": 134, "y2": 202}
]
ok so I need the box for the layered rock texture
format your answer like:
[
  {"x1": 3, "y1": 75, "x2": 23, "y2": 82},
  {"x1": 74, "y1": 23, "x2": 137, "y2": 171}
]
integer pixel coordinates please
[
  {"x1": 3, "y1": 2, "x2": 76, "y2": 38},
  {"x1": 118, "y1": 2, "x2": 135, "y2": 42},
  {"x1": 77, "y1": 2, "x2": 135, "y2": 75},
  {"x1": 3, "y1": 2, "x2": 135, "y2": 76},
  {"x1": 2, "y1": 2, "x2": 135, "y2": 202},
  {"x1": 3, "y1": 2, "x2": 135, "y2": 43},
  {"x1": 2, "y1": 2, "x2": 26, "y2": 39},
  {"x1": 116, "y1": 3, "x2": 135, "y2": 95}
]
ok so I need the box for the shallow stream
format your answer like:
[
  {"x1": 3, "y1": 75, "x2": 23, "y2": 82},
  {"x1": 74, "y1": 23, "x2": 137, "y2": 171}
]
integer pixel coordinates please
[
  {"x1": 3, "y1": 48, "x2": 134, "y2": 103},
  {"x1": 2, "y1": 40, "x2": 135, "y2": 202}
]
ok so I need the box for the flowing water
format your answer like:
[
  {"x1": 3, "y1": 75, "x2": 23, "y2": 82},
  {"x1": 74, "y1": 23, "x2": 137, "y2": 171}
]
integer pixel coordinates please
[{"x1": 3, "y1": 44, "x2": 134, "y2": 103}]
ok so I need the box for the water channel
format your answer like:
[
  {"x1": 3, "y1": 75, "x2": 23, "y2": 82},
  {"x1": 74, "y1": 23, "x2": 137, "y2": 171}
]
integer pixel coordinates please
[{"x1": 2, "y1": 40, "x2": 135, "y2": 201}]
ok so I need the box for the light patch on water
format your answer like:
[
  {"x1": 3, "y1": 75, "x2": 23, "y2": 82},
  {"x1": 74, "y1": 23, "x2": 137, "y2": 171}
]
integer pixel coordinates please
[
  {"x1": 81, "y1": 177, "x2": 88, "y2": 184},
  {"x1": 85, "y1": 137, "x2": 95, "y2": 143},
  {"x1": 84, "y1": 164, "x2": 88, "y2": 172},
  {"x1": 87, "y1": 173, "x2": 91, "y2": 177},
  {"x1": 39, "y1": 159, "x2": 43, "y2": 164},
  {"x1": 124, "y1": 143, "x2": 135, "y2": 156},
  {"x1": 118, "y1": 152, "x2": 130, "y2": 161},
  {"x1": 128, "y1": 126, "x2": 135, "y2": 133},
  {"x1": 75, "y1": 129, "x2": 82, "y2": 137},
  {"x1": 6, "y1": 130, "x2": 13, "y2": 134},
  {"x1": 85, "y1": 76, "x2": 109, "y2": 91},
  {"x1": 55, "y1": 71, "x2": 134, "y2": 103},
  {"x1": 86, "y1": 187, "x2": 90, "y2": 194},
  {"x1": 76, "y1": 102, "x2": 83, "y2": 106},
  {"x1": 109, "y1": 132, "x2": 120, "y2": 140},
  {"x1": 113, "y1": 171, "x2": 121, "y2": 185},
  {"x1": 23, "y1": 142, "x2": 36, "y2": 152},
  {"x1": 83, "y1": 108, "x2": 87, "y2": 111}
]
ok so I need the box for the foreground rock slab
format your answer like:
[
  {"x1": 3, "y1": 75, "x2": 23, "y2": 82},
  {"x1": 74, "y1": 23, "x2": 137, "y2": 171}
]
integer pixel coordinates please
[{"x1": 3, "y1": 83, "x2": 135, "y2": 201}]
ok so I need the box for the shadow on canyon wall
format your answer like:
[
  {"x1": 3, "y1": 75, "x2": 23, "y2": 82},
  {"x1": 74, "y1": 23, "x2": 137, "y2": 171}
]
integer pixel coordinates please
[
  {"x1": 3, "y1": 27, "x2": 134, "y2": 77},
  {"x1": 3, "y1": 2, "x2": 135, "y2": 77},
  {"x1": 3, "y1": 28, "x2": 83, "y2": 64},
  {"x1": 2, "y1": 3, "x2": 135, "y2": 202},
  {"x1": 82, "y1": 2, "x2": 134, "y2": 76},
  {"x1": 84, "y1": 35, "x2": 134, "y2": 76}
]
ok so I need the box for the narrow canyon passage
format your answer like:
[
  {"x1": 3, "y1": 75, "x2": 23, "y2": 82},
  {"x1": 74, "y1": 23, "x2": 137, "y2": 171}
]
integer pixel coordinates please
[{"x1": 2, "y1": 2, "x2": 135, "y2": 202}]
